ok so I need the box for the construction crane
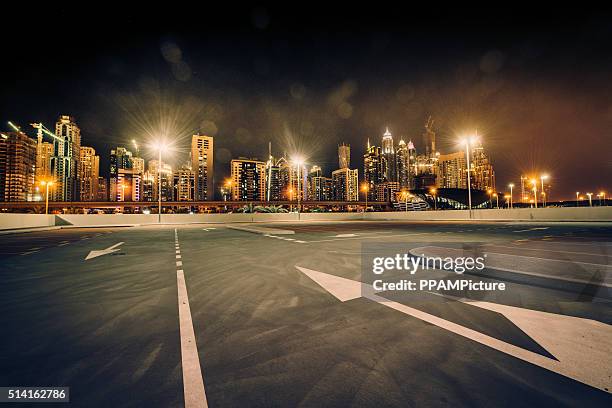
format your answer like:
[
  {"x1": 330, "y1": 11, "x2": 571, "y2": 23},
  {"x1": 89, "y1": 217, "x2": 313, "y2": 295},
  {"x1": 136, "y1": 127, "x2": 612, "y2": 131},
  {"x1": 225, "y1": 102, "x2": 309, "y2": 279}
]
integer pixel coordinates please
[
  {"x1": 30, "y1": 122, "x2": 64, "y2": 144},
  {"x1": 7, "y1": 120, "x2": 64, "y2": 144}
]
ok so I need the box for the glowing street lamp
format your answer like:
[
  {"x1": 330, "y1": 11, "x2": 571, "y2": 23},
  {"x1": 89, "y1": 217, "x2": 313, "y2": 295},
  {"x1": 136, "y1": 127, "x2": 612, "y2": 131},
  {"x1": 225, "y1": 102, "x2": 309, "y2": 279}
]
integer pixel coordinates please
[
  {"x1": 430, "y1": 188, "x2": 437, "y2": 210},
  {"x1": 487, "y1": 189, "x2": 493, "y2": 209},
  {"x1": 576, "y1": 191, "x2": 580, "y2": 207},
  {"x1": 600, "y1": 191, "x2": 606, "y2": 206},
  {"x1": 361, "y1": 183, "x2": 369, "y2": 212},
  {"x1": 225, "y1": 179, "x2": 232, "y2": 201},
  {"x1": 586, "y1": 192, "x2": 593, "y2": 207},
  {"x1": 39, "y1": 180, "x2": 54, "y2": 215},
  {"x1": 508, "y1": 183, "x2": 514, "y2": 209}
]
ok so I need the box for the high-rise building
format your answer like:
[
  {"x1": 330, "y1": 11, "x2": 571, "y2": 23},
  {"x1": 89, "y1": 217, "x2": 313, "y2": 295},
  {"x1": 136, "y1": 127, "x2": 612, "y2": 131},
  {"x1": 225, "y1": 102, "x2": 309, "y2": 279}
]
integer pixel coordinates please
[
  {"x1": 191, "y1": 134, "x2": 214, "y2": 201},
  {"x1": 0, "y1": 132, "x2": 36, "y2": 201},
  {"x1": 141, "y1": 172, "x2": 155, "y2": 202},
  {"x1": 436, "y1": 151, "x2": 467, "y2": 189},
  {"x1": 310, "y1": 176, "x2": 333, "y2": 201},
  {"x1": 132, "y1": 156, "x2": 145, "y2": 176},
  {"x1": 307, "y1": 165, "x2": 322, "y2": 200},
  {"x1": 396, "y1": 139, "x2": 410, "y2": 189},
  {"x1": 96, "y1": 177, "x2": 108, "y2": 201},
  {"x1": 51, "y1": 115, "x2": 80, "y2": 201},
  {"x1": 470, "y1": 141, "x2": 495, "y2": 191},
  {"x1": 381, "y1": 127, "x2": 397, "y2": 182},
  {"x1": 115, "y1": 169, "x2": 141, "y2": 202},
  {"x1": 363, "y1": 140, "x2": 383, "y2": 201},
  {"x1": 407, "y1": 140, "x2": 417, "y2": 189},
  {"x1": 35, "y1": 134, "x2": 53, "y2": 181},
  {"x1": 338, "y1": 143, "x2": 350, "y2": 169},
  {"x1": 173, "y1": 166, "x2": 195, "y2": 201},
  {"x1": 331, "y1": 167, "x2": 358, "y2": 201},
  {"x1": 266, "y1": 161, "x2": 281, "y2": 201},
  {"x1": 376, "y1": 181, "x2": 400, "y2": 202},
  {"x1": 231, "y1": 158, "x2": 266, "y2": 201},
  {"x1": 277, "y1": 157, "x2": 298, "y2": 200},
  {"x1": 79, "y1": 146, "x2": 99, "y2": 201},
  {"x1": 423, "y1": 116, "x2": 436, "y2": 157},
  {"x1": 109, "y1": 147, "x2": 134, "y2": 202},
  {"x1": 148, "y1": 160, "x2": 173, "y2": 202}
]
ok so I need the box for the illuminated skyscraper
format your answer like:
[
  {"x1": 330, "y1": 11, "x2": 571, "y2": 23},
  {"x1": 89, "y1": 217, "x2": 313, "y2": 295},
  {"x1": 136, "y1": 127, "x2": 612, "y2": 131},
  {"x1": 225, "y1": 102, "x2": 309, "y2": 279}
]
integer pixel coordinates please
[
  {"x1": 148, "y1": 160, "x2": 173, "y2": 202},
  {"x1": 51, "y1": 115, "x2": 80, "y2": 201},
  {"x1": 363, "y1": 139, "x2": 383, "y2": 200},
  {"x1": 35, "y1": 128, "x2": 53, "y2": 181},
  {"x1": 381, "y1": 127, "x2": 397, "y2": 182},
  {"x1": 470, "y1": 141, "x2": 495, "y2": 191},
  {"x1": 338, "y1": 143, "x2": 350, "y2": 169},
  {"x1": 173, "y1": 166, "x2": 196, "y2": 201},
  {"x1": 423, "y1": 116, "x2": 436, "y2": 157},
  {"x1": 96, "y1": 177, "x2": 108, "y2": 201},
  {"x1": 0, "y1": 132, "x2": 36, "y2": 201},
  {"x1": 191, "y1": 134, "x2": 214, "y2": 201},
  {"x1": 396, "y1": 139, "x2": 410, "y2": 189},
  {"x1": 109, "y1": 147, "x2": 133, "y2": 202},
  {"x1": 79, "y1": 146, "x2": 99, "y2": 201},
  {"x1": 231, "y1": 158, "x2": 266, "y2": 201},
  {"x1": 436, "y1": 151, "x2": 467, "y2": 189},
  {"x1": 116, "y1": 169, "x2": 141, "y2": 202},
  {"x1": 332, "y1": 168, "x2": 358, "y2": 201},
  {"x1": 407, "y1": 140, "x2": 417, "y2": 189}
]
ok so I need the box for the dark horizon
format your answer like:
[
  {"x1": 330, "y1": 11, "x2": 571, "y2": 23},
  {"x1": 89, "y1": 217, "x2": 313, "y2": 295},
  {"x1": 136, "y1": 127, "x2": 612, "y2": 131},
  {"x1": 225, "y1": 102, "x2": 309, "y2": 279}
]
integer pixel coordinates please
[{"x1": 2, "y1": 4, "x2": 611, "y2": 200}]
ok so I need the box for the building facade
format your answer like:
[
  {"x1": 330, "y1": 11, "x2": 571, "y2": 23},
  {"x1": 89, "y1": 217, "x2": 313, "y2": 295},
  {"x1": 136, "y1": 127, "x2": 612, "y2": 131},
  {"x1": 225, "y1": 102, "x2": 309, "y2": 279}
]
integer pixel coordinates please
[
  {"x1": 79, "y1": 146, "x2": 99, "y2": 201},
  {"x1": 0, "y1": 132, "x2": 36, "y2": 201},
  {"x1": 191, "y1": 134, "x2": 214, "y2": 201},
  {"x1": 331, "y1": 168, "x2": 358, "y2": 201},
  {"x1": 231, "y1": 158, "x2": 266, "y2": 201}
]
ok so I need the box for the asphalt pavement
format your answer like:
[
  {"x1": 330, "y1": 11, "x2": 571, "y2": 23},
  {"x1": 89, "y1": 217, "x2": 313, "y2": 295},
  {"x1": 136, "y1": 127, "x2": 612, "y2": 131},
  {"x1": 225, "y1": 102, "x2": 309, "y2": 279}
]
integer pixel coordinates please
[{"x1": 0, "y1": 221, "x2": 611, "y2": 407}]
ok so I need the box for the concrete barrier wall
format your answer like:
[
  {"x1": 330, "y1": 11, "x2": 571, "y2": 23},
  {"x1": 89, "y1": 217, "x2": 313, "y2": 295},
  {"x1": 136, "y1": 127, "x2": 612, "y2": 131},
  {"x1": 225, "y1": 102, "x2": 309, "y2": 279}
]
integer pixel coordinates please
[
  {"x1": 0, "y1": 214, "x2": 55, "y2": 230},
  {"x1": 1, "y1": 207, "x2": 611, "y2": 230}
]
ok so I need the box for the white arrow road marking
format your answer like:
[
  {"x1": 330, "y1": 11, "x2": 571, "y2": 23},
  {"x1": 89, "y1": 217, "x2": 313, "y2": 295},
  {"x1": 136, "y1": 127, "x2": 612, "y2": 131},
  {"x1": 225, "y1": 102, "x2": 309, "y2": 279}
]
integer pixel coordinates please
[
  {"x1": 85, "y1": 242, "x2": 124, "y2": 260},
  {"x1": 296, "y1": 266, "x2": 612, "y2": 393}
]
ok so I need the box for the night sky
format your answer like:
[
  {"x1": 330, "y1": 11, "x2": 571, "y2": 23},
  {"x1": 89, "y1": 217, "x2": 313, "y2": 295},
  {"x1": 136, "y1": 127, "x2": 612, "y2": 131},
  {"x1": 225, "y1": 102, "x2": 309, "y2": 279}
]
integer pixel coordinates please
[{"x1": 2, "y1": 4, "x2": 611, "y2": 200}]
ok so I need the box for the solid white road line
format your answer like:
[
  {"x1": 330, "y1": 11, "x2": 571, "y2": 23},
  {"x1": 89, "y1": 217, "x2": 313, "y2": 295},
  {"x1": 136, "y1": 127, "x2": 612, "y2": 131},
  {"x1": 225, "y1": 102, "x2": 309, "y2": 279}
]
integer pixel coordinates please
[
  {"x1": 177, "y1": 269, "x2": 208, "y2": 407},
  {"x1": 175, "y1": 229, "x2": 208, "y2": 408}
]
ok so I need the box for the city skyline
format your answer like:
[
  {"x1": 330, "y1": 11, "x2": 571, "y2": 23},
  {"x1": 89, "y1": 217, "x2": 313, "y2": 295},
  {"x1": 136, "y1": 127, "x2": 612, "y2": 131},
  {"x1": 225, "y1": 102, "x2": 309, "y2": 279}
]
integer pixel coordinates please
[
  {"x1": 0, "y1": 114, "x2": 605, "y2": 205},
  {"x1": 2, "y1": 6, "x2": 611, "y2": 200}
]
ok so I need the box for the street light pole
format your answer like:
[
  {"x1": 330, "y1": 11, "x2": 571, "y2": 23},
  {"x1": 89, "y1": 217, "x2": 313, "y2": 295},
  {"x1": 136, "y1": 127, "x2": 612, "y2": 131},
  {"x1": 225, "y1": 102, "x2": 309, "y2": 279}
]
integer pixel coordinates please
[
  {"x1": 532, "y1": 180, "x2": 538, "y2": 209},
  {"x1": 158, "y1": 147, "x2": 162, "y2": 223},
  {"x1": 41, "y1": 181, "x2": 52, "y2": 215},
  {"x1": 464, "y1": 141, "x2": 472, "y2": 218},
  {"x1": 540, "y1": 175, "x2": 548, "y2": 207},
  {"x1": 587, "y1": 193, "x2": 593, "y2": 207},
  {"x1": 508, "y1": 183, "x2": 514, "y2": 209},
  {"x1": 297, "y1": 163, "x2": 301, "y2": 216},
  {"x1": 576, "y1": 191, "x2": 580, "y2": 207}
]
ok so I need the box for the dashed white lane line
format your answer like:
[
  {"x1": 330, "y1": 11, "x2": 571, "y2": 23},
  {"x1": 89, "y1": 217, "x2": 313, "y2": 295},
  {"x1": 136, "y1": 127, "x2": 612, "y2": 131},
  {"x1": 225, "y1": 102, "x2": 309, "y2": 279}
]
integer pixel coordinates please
[
  {"x1": 176, "y1": 255, "x2": 182, "y2": 259},
  {"x1": 174, "y1": 228, "x2": 208, "y2": 408},
  {"x1": 513, "y1": 227, "x2": 550, "y2": 233}
]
